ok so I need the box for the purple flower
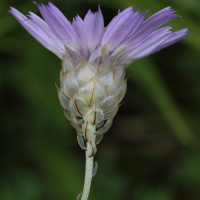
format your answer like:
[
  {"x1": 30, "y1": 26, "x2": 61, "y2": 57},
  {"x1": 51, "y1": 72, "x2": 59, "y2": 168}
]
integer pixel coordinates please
[
  {"x1": 9, "y1": 4, "x2": 189, "y2": 199},
  {"x1": 8, "y1": 2, "x2": 188, "y2": 66}
]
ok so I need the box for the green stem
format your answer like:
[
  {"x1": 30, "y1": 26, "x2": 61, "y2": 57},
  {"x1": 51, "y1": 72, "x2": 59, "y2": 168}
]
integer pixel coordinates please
[{"x1": 81, "y1": 142, "x2": 94, "y2": 200}]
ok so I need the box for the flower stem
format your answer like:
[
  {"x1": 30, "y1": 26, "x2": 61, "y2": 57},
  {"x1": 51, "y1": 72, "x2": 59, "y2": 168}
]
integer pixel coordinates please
[{"x1": 81, "y1": 142, "x2": 94, "y2": 200}]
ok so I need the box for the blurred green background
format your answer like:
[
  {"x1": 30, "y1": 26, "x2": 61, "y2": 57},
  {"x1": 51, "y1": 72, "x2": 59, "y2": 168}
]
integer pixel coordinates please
[{"x1": 1, "y1": 0, "x2": 200, "y2": 199}]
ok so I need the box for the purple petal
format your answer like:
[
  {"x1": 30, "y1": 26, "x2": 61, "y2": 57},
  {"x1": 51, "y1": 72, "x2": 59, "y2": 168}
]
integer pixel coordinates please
[
  {"x1": 8, "y1": 7, "x2": 64, "y2": 58},
  {"x1": 121, "y1": 27, "x2": 174, "y2": 60},
  {"x1": 72, "y1": 15, "x2": 83, "y2": 39},
  {"x1": 143, "y1": 7, "x2": 179, "y2": 28},
  {"x1": 130, "y1": 7, "x2": 180, "y2": 47},
  {"x1": 151, "y1": 28, "x2": 188, "y2": 53},
  {"x1": 104, "y1": 9, "x2": 148, "y2": 57},
  {"x1": 80, "y1": 6, "x2": 104, "y2": 58},
  {"x1": 27, "y1": 12, "x2": 65, "y2": 51},
  {"x1": 35, "y1": 2, "x2": 78, "y2": 48},
  {"x1": 102, "y1": 7, "x2": 136, "y2": 51}
]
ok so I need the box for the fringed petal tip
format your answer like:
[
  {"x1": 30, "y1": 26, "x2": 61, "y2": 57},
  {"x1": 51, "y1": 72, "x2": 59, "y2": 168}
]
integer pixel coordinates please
[
  {"x1": 119, "y1": 6, "x2": 135, "y2": 14},
  {"x1": 178, "y1": 28, "x2": 188, "y2": 34},
  {"x1": 98, "y1": 4, "x2": 101, "y2": 11},
  {"x1": 33, "y1": 1, "x2": 37, "y2": 5},
  {"x1": 8, "y1": 6, "x2": 12, "y2": 11},
  {"x1": 8, "y1": 6, "x2": 17, "y2": 13}
]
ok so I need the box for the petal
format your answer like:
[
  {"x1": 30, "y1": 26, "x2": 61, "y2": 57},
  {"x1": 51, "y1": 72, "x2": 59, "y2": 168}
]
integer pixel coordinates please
[
  {"x1": 130, "y1": 7, "x2": 180, "y2": 47},
  {"x1": 8, "y1": 7, "x2": 64, "y2": 58},
  {"x1": 108, "y1": 12, "x2": 147, "y2": 61},
  {"x1": 103, "y1": 7, "x2": 133, "y2": 41},
  {"x1": 81, "y1": 6, "x2": 104, "y2": 57},
  {"x1": 103, "y1": 8, "x2": 147, "y2": 52},
  {"x1": 142, "y1": 7, "x2": 179, "y2": 32},
  {"x1": 35, "y1": 2, "x2": 79, "y2": 49},
  {"x1": 151, "y1": 28, "x2": 188, "y2": 53},
  {"x1": 72, "y1": 15, "x2": 83, "y2": 39},
  {"x1": 27, "y1": 11, "x2": 65, "y2": 52},
  {"x1": 124, "y1": 27, "x2": 173, "y2": 59}
]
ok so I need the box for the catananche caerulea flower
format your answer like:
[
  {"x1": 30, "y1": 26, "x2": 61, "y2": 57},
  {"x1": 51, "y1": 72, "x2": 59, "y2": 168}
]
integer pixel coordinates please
[
  {"x1": 9, "y1": 3, "x2": 188, "y2": 200},
  {"x1": 9, "y1": 2, "x2": 188, "y2": 155}
]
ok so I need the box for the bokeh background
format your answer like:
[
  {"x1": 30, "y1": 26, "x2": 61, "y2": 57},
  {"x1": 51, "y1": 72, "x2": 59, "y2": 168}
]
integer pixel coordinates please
[{"x1": 1, "y1": 0, "x2": 200, "y2": 199}]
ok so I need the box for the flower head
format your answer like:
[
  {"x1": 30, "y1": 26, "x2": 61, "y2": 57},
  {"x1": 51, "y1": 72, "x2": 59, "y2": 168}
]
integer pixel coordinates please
[
  {"x1": 9, "y1": 3, "x2": 188, "y2": 64},
  {"x1": 9, "y1": 3, "x2": 188, "y2": 156}
]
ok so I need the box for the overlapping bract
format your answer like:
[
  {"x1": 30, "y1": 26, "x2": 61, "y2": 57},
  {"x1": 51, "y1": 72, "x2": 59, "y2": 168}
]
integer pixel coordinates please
[
  {"x1": 58, "y1": 45, "x2": 127, "y2": 156},
  {"x1": 9, "y1": 2, "x2": 188, "y2": 156}
]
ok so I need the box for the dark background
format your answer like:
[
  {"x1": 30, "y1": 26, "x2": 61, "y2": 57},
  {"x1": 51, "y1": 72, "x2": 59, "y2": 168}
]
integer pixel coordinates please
[{"x1": 1, "y1": 0, "x2": 200, "y2": 199}]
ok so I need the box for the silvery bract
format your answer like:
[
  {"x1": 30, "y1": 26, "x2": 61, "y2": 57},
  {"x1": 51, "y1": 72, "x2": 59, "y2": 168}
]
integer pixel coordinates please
[
  {"x1": 59, "y1": 45, "x2": 127, "y2": 156},
  {"x1": 9, "y1": 2, "x2": 188, "y2": 157}
]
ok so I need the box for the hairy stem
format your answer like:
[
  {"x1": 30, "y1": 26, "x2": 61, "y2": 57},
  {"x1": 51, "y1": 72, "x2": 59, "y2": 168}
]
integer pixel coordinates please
[{"x1": 81, "y1": 142, "x2": 94, "y2": 200}]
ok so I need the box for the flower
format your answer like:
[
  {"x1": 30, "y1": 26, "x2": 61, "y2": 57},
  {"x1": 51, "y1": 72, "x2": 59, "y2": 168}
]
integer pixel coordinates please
[{"x1": 9, "y1": 2, "x2": 188, "y2": 156}]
